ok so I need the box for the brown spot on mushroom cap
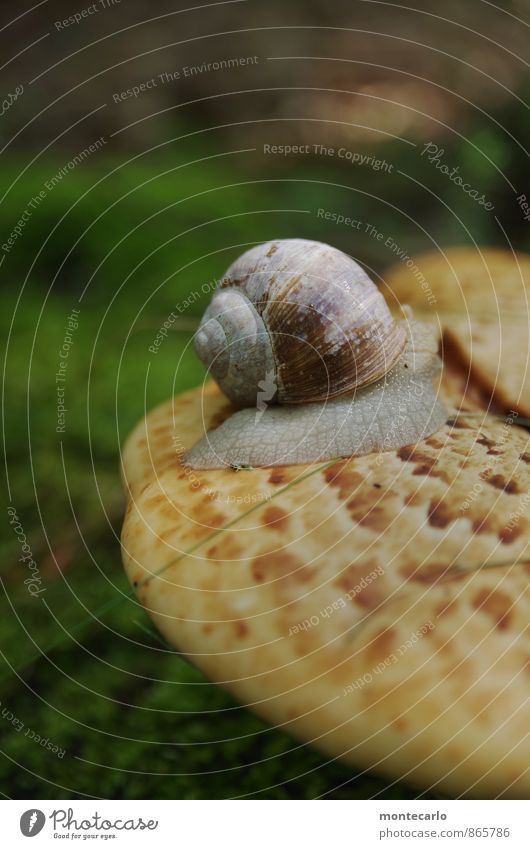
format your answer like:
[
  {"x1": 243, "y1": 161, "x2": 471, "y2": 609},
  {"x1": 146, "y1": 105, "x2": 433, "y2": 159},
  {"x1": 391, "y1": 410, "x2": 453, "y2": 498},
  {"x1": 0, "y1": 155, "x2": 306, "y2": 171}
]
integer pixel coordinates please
[
  {"x1": 262, "y1": 506, "x2": 289, "y2": 530},
  {"x1": 403, "y1": 491, "x2": 426, "y2": 508},
  {"x1": 399, "y1": 560, "x2": 466, "y2": 585},
  {"x1": 347, "y1": 488, "x2": 396, "y2": 532},
  {"x1": 398, "y1": 445, "x2": 433, "y2": 463},
  {"x1": 477, "y1": 435, "x2": 497, "y2": 449},
  {"x1": 190, "y1": 505, "x2": 227, "y2": 527},
  {"x1": 427, "y1": 499, "x2": 455, "y2": 529},
  {"x1": 397, "y1": 445, "x2": 451, "y2": 483},
  {"x1": 436, "y1": 599, "x2": 457, "y2": 618},
  {"x1": 472, "y1": 515, "x2": 495, "y2": 535},
  {"x1": 269, "y1": 469, "x2": 289, "y2": 486},
  {"x1": 411, "y1": 457, "x2": 435, "y2": 471},
  {"x1": 413, "y1": 463, "x2": 451, "y2": 484},
  {"x1": 251, "y1": 552, "x2": 306, "y2": 584},
  {"x1": 206, "y1": 538, "x2": 243, "y2": 561},
  {"x1": 151, "y1": 424, "x2": 169, "y2": 436},
  {"x1": 499, "y1": 524, "x2": 524, "y2": 545},
  {"x1": 352, "y1": 580, "x2": 387, "y2": 610},
  {"x1": 325, "y1": 463, "x2": 365, "y2": 501},
  {"x1": 481, "y1": 473, "x2": 521, "y2": 494},
  {"x1": 234, "y1": 621, "x2": 249, "y2": 638},
  {"x1": 425, "y1": 436, "x2": 446, "y2": 449},
  {"x1": 365, "y1": 627, "x2": 396, "y2": 664},
  {"x1": 335, "y1": 562, "x2": 385, "y2": 609},
  {"x1": 473, "y1": 589, "x2": 513, "y2": 630}
]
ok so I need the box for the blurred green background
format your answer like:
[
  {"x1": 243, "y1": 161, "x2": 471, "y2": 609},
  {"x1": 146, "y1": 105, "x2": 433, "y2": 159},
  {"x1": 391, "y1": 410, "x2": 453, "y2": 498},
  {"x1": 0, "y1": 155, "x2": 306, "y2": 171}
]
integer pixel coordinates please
[{"x1": 1, "y1": 0, "x2": 529, "y2": 799}]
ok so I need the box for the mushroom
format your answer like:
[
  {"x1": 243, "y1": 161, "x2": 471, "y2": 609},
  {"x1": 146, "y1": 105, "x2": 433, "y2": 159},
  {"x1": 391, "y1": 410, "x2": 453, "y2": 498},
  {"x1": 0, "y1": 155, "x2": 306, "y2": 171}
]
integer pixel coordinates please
[{"x1": 121, "y1": 379, "x2": 530, "y2": 797}]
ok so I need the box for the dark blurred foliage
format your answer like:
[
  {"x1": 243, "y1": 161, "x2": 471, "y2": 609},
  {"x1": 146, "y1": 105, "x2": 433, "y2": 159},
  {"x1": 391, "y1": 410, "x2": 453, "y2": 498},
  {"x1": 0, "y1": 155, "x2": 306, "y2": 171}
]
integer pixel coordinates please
[
  {"x1": 2, "y1": 0, "x2": 530, "y2": 153},
  {"x1": 1, "y1": 0, "x2": 528, "y2": 799}
]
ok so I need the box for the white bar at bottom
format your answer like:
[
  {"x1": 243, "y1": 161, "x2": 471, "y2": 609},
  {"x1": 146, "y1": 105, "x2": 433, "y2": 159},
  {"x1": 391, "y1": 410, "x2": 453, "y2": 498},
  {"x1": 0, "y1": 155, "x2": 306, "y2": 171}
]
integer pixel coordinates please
[{"x1": 2, "y1": 799, "x2": 528, "y2": 848}]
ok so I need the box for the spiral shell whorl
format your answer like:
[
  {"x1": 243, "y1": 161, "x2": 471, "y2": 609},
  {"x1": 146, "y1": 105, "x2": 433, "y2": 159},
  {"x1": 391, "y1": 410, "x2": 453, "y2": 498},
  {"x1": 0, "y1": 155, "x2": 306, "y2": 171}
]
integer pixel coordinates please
[{"x1": 194, "y1": 288, "x2": 275, "y2": 407}]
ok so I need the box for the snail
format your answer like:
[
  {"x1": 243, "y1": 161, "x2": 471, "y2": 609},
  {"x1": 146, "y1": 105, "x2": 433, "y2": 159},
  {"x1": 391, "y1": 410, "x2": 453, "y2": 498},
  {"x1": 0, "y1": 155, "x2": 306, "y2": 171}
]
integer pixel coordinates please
[{"x1": 184, "y1": 239, "x2": 447, "y2": 469}]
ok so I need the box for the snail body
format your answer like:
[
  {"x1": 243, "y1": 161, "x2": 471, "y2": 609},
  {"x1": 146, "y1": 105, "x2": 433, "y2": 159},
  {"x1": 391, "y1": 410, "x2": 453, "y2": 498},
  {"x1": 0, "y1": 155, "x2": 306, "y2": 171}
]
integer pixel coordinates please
[{"x1": 185, "y1": 239, "x2": 446, "y2": 469}]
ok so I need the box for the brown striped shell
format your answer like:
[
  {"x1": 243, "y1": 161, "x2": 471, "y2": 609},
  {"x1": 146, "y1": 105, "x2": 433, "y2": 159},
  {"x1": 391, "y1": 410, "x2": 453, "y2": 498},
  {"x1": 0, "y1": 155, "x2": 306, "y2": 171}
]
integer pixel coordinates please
[{"x1": 194, "y1": 239, "x2": 407, "y2": 407}]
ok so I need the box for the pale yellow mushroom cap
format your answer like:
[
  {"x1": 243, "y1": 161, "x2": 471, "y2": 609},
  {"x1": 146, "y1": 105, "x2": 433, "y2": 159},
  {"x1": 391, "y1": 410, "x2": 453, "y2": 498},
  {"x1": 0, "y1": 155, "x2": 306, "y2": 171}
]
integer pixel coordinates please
[{"x1": 121, "y1": 379, "x2": 530, "y2": 798}]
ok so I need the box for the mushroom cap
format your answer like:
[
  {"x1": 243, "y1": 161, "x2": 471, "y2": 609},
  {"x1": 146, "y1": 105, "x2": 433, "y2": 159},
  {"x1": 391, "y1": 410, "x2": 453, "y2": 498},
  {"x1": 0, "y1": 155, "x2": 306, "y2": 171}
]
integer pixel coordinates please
[
  {"x1": 384, "y1": 247, "x2": 530, "y2": 418},
  {"x1": 121, "y1": 380, "x2": 530, "y2": 798}
]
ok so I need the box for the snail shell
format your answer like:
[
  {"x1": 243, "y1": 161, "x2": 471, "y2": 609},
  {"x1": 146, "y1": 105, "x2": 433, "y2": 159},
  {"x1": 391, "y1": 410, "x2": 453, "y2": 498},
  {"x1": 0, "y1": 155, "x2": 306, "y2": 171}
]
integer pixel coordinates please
[
  {"x1": 186, "y1": 239, "x2": 446, "y2": 468},
  {"x1": 194, "y1": 239, "x2": 407, "y2": 406}
]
